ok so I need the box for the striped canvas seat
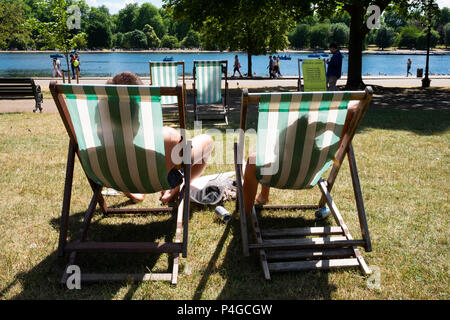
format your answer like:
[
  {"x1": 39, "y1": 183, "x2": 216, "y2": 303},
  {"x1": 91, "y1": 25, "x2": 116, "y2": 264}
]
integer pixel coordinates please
[
  {"x1": 60, "y1": 84, "x2": 171, "y2": 194},
  {"x1": 255, "y1": 91, "x2": 350, "y2": 189},
  {"x1": 150, "y1": 61, "x2": 179, "y2": 105},
  {"x1": 194, "y1": 61, "x2": 223, "y2": 104}
]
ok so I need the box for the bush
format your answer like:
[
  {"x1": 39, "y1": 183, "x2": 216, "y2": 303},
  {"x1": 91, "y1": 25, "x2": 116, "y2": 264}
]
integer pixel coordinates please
[
  {"x1": 444, "y1": 23, "x2": 450, "y2": 47},
  {"x1": 143, "y1": 24, "x2": 160, "y2": 49},
  {"x1": 160, "y1": 35, "x2": 179, "y2": 49},
  {"x1": 375, "y1": 26, "x2": 396, "y2": 50},
  {"x1": 329, "y1": 23, "x2": 349, "y2": 47},
  {"x1": 416, "y1": 29, "x2": 440, "y2": 49},
  {"x1": 181, "y1": 30, "x2": 200, "y2": 48},
  {"x1": 113, "y1": 33, "x2": 124, "y2": 48},
  {"x1": 288, "y1": 24, "x2": 310, "y2": 49},
  {"x1": 396, "y1": 26, "x2": 420, "y2": 49},
  {"x1": 123, "y1": 30, "x2": 148, "y2": 49},
  {"x1": 310, "y1": 24, "x2": 330, "y2": 49}
]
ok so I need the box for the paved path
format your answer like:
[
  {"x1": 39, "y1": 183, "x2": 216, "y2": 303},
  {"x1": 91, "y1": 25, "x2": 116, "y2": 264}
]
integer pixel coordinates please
[{"x1": 1, "y1": 76, "x2": 449, "y2": 114}]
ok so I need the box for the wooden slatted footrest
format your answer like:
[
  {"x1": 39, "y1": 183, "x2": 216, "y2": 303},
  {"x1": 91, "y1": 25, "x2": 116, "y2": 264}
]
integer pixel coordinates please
[
  {"x1": 249, "y1": 237, "x2": 366, "y2": 250},
  {"x1": 268, "y1": 258, "x2": 360, "y2": 272},
  {"x1": 261, "y1": 226, "x2": 344, "y2": 238},
  {"x1": 266, "y1": 248, "x2": 355, "y2": 261},
  {"x1": 64, "y1": 242, "x2": 183, "y2": 254}
]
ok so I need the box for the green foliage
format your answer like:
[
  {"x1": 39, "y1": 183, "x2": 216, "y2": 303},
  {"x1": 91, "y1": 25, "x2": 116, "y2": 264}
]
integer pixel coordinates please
[
  {"x1": 134, "y1": 3, "x2": 167, "y2": 38},
  {"x1": 116, "y1": 3, "x2": 138, "y2": 33},
  {"x1": 396, "y1": 25, "x2": 421, "y2": 48},
  {"x1": 123, "y1": 30, "x2": 148, "y2": 49},
  {"x1": 86, "y1": 7, "x2": 113, "y2": 49},
  {"x1": 375, "y1": 26, "x2": 396, "y2": 49},
  {"x1": 112, "y1": 32, "x2": 124, "y2": 48},
  {"x1": 181, "y1": 30, "x2": 200, "y2": 48},
  {"x1": 310, "y1": 23, "x2": 330, "y2": 49},
  {"x1": 26, "y1": 0, "x2": 86, "y2": 53},
  {"x1": 160, "y1": 34, "x2": 179, "y2": 49},
  {"x1": 0, "y1": 0, "x2": 33, "y2": 49},
  {"x1": 383, "y1": 9, "x2": 408, "y2": 31},
  {"x1": 143, "y1": 24, "x2": 161, "y2": 48},
  {"x1": 444, "y1": 23, "x2": 450, "y2": 47},
  {"x1": 288, "y1": 24, "x2": 310, "y2": 49},
  {"x1": 329, "y1": 23, "x2": 349, "y2": 47},
  {"x1": 416, "y1": 28, "x2": 439, "y2": 49}
]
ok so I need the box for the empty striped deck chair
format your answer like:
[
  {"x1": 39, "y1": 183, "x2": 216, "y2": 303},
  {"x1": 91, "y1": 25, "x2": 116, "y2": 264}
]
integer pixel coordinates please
[
  {"x1": 234, "y1": 88, "x2": 373, "y2": 280},
  {"x1": 193, "y1": 60, "x2": 229, "y2": 124},
  {"x1": 149, "y1": 61, "x2": 186, "y2": 122},
  {"x1": 50, "y1": 82, "x2": 191, "y2": 284},
  {"x1": 297, "y1": 59, "x2": 327, "y2": 92}
]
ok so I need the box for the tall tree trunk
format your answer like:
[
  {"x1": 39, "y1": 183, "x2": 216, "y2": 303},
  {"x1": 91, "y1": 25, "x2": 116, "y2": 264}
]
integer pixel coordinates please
[{"x1": 346, "y1": 4, "x2": 365, "y2": 89}]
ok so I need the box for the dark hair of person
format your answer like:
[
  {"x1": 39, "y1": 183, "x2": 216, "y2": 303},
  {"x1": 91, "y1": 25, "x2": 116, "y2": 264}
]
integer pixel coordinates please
[
  {"x1": 329, "y1": 43, "x2": 338, "y2": 49},
  {"x1": 107, "y1": 72, "x2": 144, "y2": 85}
]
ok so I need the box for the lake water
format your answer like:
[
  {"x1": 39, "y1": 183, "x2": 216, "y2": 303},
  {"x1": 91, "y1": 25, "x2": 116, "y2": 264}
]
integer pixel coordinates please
[{"x1": 1, "y1": 52, "x2": 449, "y2": 77}]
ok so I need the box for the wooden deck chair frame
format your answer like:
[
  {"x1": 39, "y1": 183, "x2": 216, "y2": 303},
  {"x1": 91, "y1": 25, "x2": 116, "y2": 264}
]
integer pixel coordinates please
[
  {"x1": 297, "y1": 58, "x2": 327, "y2": 92},
  {"x1": 193, "y1": 60, "x2": 229, "y2": 124},
  {"x1": 149, "y1": 61, "x2": 186, "y2": 123},
  {"x1": 234, "y1": 87, "x2": 373, "y2": 280},
  {"x1": 50, "y1": 81, "x2": 190, "y2": 285}
]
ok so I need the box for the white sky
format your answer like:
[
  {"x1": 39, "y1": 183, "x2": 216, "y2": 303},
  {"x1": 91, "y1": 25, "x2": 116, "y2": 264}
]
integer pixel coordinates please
[{"x1": 86, "y1": 0, "x2": 450, "y2": 14}]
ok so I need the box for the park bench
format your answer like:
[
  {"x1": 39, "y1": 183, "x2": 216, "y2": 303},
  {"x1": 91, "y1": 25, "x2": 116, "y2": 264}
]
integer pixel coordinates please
[{"x1": 0, "y1": 78, "x2": 44, "y2": 113}]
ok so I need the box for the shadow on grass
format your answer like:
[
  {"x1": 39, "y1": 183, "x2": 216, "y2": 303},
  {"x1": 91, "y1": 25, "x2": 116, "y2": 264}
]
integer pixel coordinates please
[
  {"x1": 2, "y1": 205, "x2": 179, "y2": 299},
  {"x1": 193, "y1": 208, "x2": 340, "y2": 300},
  {"x1": 181, "y1": 86, "x2": 450, "y2": 136}
]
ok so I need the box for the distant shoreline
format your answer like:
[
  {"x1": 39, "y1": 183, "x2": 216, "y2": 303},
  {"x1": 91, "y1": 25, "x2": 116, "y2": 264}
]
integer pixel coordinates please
[{"x1": 1, "y1": 49, "x2": 449, "y2": 55}]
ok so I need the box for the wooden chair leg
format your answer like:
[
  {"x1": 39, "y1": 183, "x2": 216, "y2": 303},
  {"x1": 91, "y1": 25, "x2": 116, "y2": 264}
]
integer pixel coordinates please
[
  {"x1": 318, "y1": 180, "x2": 371, "y2": 275},
  {"x1": 250, "y1": 207, "x2": 271, "y2": 280},
  {"x1": 234, "y1": 143, "x2": 249, "y2": 256},
  {"x1": 58, "y1": 142, "x2": 76, "y2": 257},
  {"x1": 347, "y1": 145, "x2": 372, "y2": 252}
]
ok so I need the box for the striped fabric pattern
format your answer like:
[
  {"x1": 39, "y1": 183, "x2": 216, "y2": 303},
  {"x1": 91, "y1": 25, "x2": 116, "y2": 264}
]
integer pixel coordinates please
[
  {"x1": 195, "y1": 61, "x2": 222, "y2": 104},
  {"x1": 150, "y1": 61, "x2": 178, "y2": 105},
  {"x1": 255, "y1": 91, "x2": 350, "y2": 190},
  {"x1": 60, "y1": 84, "x2": 171, "y2": 194}
]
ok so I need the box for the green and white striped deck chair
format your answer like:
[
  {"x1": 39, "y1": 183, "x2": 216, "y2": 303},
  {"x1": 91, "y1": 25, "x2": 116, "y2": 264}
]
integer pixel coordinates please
[
  {"x1": 50, "y1": 82, "x2": 191, "y2": 284},
  {"x1": 149, "y1": 61, "x2": 186, "y2": 122},
  {"x1": 234, "y1": 88, "x2": 373, "y2": 280},
  {"x1": 193, "y1": 60, "x2": 229, "y2": 124},
  {"x1": 297, "y1": 59, "x2": 327, "y2": 92}
]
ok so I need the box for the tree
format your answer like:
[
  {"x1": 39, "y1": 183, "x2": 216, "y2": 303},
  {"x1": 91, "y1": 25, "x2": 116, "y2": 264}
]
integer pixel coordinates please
[
  {"x1": 26, "y1": 0, "x2": 87, "y2": 80},
  {"x1": 311, "y1": 0, "x2": 436, "y2": 88},
  {"x1": 123, "y1": 30, "x2": 148, "y2": 49},
  {"x1": 375, "y1": 25, "x2": 395, "y2": 49},
  {"x1": 86, "y1": 7, "x2": 113, "y2": 49},
  {"x1": 444, "y1": 22, "x2": 450, "y2": 47},
  {"x1": 383, "y1": 8, "x2": 407, "y2": 30},
  {"x1": 416, "y1": 28, "x2": 439, "y2": 49},
  {"x1": 160, "y1": 34, "x2": 179, "y2": 49},
  {"x1": 168, "y1": 0, "x2": 310, "y2": 77},
  {"x1": 329, "y1": 23, "x2": 350, "y2": 47},
  {"x1": 134, "y1": 3, "x2": 167, "y2": 38},
  {"x1": 288, "y1": 24, "x2": 311, "y2": 49},
  {"x1": 143, "y1": 24, "x2": 161, "y2": 48},
  {"x1": 396, "y1": 26, "x2": 420, "y2": 48},
  {"x1": 0, "y1": 0, "x2": 33, "y2": 50},
  {"x1": 310, "y1": 23, "x2": 330, "y2": 48},
  {"x1": 116, "y1": 3, "x2": 139, "y2": 33},
  {"x1": 181, "y1": 30, "x2": 200, "y2": 48}
]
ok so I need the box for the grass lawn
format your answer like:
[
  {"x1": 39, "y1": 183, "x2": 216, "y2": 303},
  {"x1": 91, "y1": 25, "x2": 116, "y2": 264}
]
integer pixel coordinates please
[{"x1": 0, "y1": 88, "x2": 449, "y2": 300}]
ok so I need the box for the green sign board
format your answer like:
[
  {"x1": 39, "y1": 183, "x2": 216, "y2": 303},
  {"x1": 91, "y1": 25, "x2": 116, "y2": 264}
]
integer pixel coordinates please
[{"x1": 302, "y1": 59, "x2": 327, "y2": 92}]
